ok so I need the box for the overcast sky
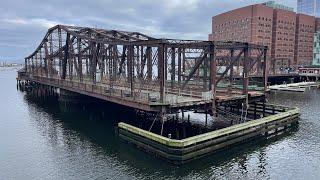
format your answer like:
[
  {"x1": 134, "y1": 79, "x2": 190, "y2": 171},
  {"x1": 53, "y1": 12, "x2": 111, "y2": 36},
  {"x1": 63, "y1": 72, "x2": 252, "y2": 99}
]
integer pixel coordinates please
[{"x1": 0, "y1": 0, "x2": 295, "y2": 62}]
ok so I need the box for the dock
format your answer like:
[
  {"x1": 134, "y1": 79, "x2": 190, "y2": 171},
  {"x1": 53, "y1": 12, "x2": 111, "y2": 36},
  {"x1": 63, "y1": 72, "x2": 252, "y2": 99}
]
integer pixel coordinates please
[{"x1": 269, "y1": 82, "x2": 320, "y2": 92}]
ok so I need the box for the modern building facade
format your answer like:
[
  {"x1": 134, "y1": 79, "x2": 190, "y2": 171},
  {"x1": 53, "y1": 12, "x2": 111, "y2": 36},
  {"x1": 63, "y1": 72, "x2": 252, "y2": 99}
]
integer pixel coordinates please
[
  {"x1": 298, "y1": 0, "x2": 320, "y2": 67},
  {"x1": 297, "y1": 0, "x2": 320, "y2": 17},
  {"x1": 209, "y1": 2, "x2": 316, "y2": 73},
  {"x1": 313, "y1": 32, "x2": 320, "y2": 66}
]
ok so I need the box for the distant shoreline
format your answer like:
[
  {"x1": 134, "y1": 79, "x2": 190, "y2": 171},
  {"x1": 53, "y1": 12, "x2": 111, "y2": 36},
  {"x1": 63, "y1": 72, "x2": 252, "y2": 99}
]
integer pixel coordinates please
[
  {"x1": 0, "y1": 64, "x2": 23, "y2": 68},
  {"x1": 0, "y1": 65, "x2": 23, "y2": 71}
]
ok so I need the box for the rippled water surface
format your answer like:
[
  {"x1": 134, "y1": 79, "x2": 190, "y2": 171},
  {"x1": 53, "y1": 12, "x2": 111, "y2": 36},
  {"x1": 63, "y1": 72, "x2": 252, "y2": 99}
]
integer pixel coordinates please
[{"x1": 1, "y1": 68, "x2": 320, "y2": 180}]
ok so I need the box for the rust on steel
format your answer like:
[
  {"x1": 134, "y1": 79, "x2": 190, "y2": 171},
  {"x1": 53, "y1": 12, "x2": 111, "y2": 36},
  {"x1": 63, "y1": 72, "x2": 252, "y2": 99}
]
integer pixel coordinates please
[{"x1": 22, "y1": 25, "x2": 269, "y2": 115}]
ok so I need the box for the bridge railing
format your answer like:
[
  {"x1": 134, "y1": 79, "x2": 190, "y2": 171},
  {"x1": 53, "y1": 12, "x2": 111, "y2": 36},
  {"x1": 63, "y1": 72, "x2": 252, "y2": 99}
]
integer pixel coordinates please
[{"x1": 27, "y1": 74, "x2": 170, "y2": 105}]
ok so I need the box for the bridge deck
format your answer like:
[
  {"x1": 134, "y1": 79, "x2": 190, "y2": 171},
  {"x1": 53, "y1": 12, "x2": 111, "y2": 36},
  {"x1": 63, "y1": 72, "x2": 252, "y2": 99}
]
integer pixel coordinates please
[{"x1": 21, "y1": 74, "x2": 265, "y2": 113}]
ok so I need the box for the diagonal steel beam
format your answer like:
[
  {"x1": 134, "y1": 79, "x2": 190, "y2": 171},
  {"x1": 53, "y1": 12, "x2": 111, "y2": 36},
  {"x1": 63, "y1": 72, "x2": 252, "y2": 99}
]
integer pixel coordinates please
[
  {"x1": 181, "y1": 51, "x2": 208, "y2": 89},
  {"x1": 216, "y1": 50, "x2": 244, "y2": 84}
]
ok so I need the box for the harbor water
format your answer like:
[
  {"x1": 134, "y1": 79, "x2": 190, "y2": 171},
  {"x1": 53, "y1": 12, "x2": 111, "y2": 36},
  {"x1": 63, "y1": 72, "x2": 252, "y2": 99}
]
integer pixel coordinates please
[{"x1": 1, "y1": 68, "x2": 320, "y2": 180}]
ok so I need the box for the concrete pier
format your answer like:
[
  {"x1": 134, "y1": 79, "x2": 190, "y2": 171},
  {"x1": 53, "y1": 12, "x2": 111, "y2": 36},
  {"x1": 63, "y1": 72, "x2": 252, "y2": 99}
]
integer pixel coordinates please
[{"x1": 118, "y1": 104, "x2": 300, "y2": 164}]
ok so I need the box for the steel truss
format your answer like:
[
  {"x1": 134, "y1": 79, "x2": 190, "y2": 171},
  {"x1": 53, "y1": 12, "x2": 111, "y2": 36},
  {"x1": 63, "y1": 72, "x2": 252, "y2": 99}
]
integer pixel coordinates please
[{"x1": 24, "y1": 25, "x2": 268, "y2": 116}]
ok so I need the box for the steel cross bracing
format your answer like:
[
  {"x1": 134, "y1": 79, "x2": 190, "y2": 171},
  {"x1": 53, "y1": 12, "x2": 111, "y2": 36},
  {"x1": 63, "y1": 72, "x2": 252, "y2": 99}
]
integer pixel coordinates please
[{"x1": 23, "y1": 25, "x2": 268, "y2": 115}]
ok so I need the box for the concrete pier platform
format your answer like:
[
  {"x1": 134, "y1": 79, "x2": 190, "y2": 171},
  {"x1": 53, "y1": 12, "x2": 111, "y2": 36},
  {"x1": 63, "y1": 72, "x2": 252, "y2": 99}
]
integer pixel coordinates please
[{"x1": 118, "y1": 104, "x2": 300, "y2": 164}]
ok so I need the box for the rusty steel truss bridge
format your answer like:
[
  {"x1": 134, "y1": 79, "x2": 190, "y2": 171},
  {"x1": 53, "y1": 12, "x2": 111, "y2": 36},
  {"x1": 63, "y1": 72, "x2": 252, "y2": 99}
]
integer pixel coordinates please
[{"x1": 19, "y1": 25, "x2": 269, "y2": 120}]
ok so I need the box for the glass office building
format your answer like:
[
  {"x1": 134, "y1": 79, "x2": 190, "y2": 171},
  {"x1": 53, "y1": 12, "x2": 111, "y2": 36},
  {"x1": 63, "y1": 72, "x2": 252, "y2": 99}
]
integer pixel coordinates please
[{"x1": 297, "y1": 0, "x2": 320, "y2": 17}]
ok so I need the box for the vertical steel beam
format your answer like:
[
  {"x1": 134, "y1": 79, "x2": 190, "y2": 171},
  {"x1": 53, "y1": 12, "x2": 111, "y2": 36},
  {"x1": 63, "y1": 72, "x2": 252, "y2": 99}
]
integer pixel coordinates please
[
  {"x1": 62, "y1": 33, "x2": 70, "y2": 80},
  {"x1": 100, "y1": 45, "x2": 106, "y2": 82},
  {"x1": 128, "y1": 45, "x2": 134, "y2": 96},
  {"x1": 91, "y1": 43, "x2": 100, "y2": 84},
  {"x1": 58, "y1": 28, "x2": 63, "y2": 78},
  {"x1": 127, "y1": 46, "x2": 131, "y2": 82},
  {"x1": 178, "y1": 48, "x2": 182, "y2": 85},
  {"x1": 44, "y1": 42, "x2": 49, "y2": 77},
  {"x1": 228, "y1": 49, "x2": 234, "y2": 94},
  {"x1": 182, "y1": 48, "x2": 186, "y2": 81},
  {"x1": 112, "y1": 45, "x2": 118, "y2": 80},
  {"x1": 86, "y1": 58, "x2": 89, "y2": 77},
  {"x1": 136, "y1": 46, "x2": 140, "y2": 78},
  {"x1": 164, "y1": 47, "x2": 167, "y2": 81},
  {"x1": 263, "y1": 48, "x2": 268, "y2": 93},
  {"x1": 140, "y1": 47, "x2": 146, "y2": 78},
  {"x1": 243, "y1": 44, "x2": 249, "y2": 109},
  {"x1": 77, "y1": 38, "x2": 83, "y2": 82},
  {"x1": 171, "y1": 47, "x2": 175, "y2": 89},
  {"x1": 40, "y1": 49, "x2": 43, "y2": 77},
  {"x1": 140, "y1": 45, "x2": 143, "y2": 79},
  {"x1": 49, "y1": 34, "x2": 53, "y2": 77},
  {"x1": 210, "y1": 44, "x2": 217, "y2": 117},
  {"x1": 32, "y1": 57, "x2": 34, "y2": 74},
  {"x1": 158, "y1": 44, "x2": 165, "y2": 103},
  {"x1": 146, "y1": 47, "x2": 152, "y2": 81},
  {"x1": 69, "y1": 43, "x2": 74, "y2": 81},
  {"x1": 203, "y1": 53, "x2": 208, "y2": 90},
  {"x1": 35, "y1": 53, "x2": 38, "y2": 76},
  {"x1": 89, "y1": 42, "x2": 95, "y2": 83},
  {"x1": 25, "y1": 59, "x2": 27, "y2": 72}
]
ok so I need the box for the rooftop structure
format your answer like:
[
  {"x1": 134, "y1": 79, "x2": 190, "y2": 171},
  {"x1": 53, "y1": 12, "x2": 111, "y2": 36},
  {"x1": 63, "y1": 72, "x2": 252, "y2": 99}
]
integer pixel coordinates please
[{"x1": 263, "y1": 1, "x2": 294, "y2": 11}]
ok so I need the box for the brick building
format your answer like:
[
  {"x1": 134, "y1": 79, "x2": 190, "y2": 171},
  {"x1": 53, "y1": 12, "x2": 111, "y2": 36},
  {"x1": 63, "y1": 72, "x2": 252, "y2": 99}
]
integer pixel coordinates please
[
  {"x1": 294, "y1": 14, "x2": 315, "y2": 67},
  {"x1": 209, "y1": 2, "x2": 316, "y2": 73},
  {"x1": 271, "y1": 9, "x2": 296, "y2": 71}
]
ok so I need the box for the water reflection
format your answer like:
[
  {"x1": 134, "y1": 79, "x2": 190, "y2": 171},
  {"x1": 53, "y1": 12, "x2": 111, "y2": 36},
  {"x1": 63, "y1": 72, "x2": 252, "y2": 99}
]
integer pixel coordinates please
[
  {"x1": 21, "y1": 86, "x2": 300, "y2": 179},
  {"x1": 1, "y1": 69, "x2": 320, "y2": 179}
]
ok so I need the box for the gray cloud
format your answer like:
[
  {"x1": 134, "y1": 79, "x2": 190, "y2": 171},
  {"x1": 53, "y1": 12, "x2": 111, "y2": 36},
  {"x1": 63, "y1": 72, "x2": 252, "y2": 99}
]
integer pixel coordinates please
[{"x1": 0, "y1": 0, "x2": 295, "y2": 62}]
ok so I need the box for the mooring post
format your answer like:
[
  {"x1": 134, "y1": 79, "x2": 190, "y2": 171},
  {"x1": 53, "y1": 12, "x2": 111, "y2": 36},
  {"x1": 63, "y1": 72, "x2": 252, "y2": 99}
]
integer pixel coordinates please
[
  {"x1": 263, "y1": 101, "x2": 266, "y2": 117},
  {"x1": 205, "y1": 113, "x2": 208, "y2": 126},
  {"x1": 175, "y1": 127, "x2": 179, "y2": 140},
  {"x1": 182, "y1": 126, "x2": 186, "y2": 139},
  {"x1": 254, "y1": 103, "x2": 257, "y2": 119},
  {"x1": 181, "y1": 110, "x2": 184, "y2": 120}
]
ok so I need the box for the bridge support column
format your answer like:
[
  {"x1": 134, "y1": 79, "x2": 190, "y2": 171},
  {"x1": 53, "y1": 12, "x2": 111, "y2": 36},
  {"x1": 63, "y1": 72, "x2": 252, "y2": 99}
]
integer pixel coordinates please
[
  {"x1": 228, "y1": 49, "x2": 234, "y2": 94},
  {"x1": 210, "y1": 44, "x2": 217, "y2": 117}
]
